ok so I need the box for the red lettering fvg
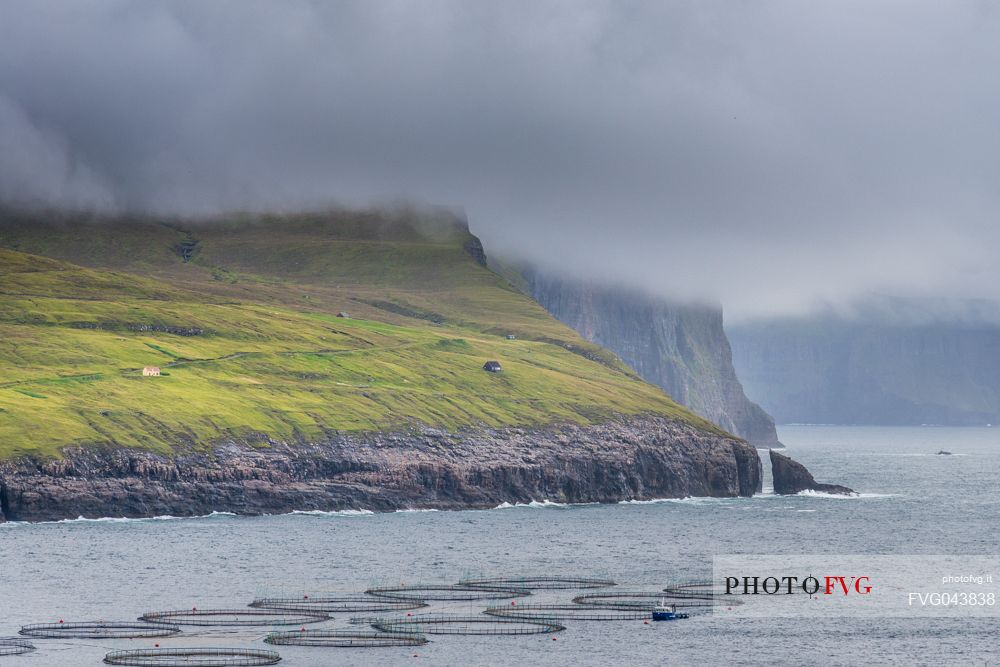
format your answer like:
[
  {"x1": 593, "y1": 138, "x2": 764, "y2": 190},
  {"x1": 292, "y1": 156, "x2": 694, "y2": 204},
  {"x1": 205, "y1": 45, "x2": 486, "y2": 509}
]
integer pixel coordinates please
[{"x1": 823, "y1": 576, "x2": 872, "y2": 595}]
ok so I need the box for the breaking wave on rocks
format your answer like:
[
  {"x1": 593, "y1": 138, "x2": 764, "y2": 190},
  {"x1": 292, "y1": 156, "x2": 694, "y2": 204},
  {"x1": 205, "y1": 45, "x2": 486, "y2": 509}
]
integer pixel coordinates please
[
  {"x1": 617, "y1": 496, "x2": 752, "y2": 506},
  {"x1": 795, "y1": 490, "x2": 895, "y2": 499},
  {"x1": 0, "y1": 511, "x2": 238, "y2": 527},
  {"x1": 619, "y1": 490, "x2": 895, "y2": 504},
  {"x1": 395, "y1": 508, "x2": 440, "y2": 513},
  {"x1": 493, "y1": 499, "x2": 598, "y2": 509},
  {"x1": 287, "y1": 509, "x2": 375, "y2": 517}
]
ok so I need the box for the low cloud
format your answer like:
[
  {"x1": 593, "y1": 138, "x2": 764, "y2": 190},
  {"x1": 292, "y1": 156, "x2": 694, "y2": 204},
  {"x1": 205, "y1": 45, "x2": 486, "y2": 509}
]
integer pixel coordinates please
[
  {"x1": 0, "y1": 96, "x2": 115, "y2": 209},
  {"x1": 2, "y1": 1, "x2": 999, "y2": 319}
]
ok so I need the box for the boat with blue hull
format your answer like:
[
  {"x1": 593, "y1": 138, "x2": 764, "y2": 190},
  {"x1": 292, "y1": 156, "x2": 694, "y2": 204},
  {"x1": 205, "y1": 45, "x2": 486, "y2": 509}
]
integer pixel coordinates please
[{"x1": 652, "y1": 603, "x2": 689, "y2": 621}]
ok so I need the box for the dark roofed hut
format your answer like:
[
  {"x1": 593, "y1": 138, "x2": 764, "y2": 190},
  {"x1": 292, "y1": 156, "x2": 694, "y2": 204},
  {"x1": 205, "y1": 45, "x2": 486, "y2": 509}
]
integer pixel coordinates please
[{"x1": 483, "y1": 360, "x2": 503, "y2": 373}]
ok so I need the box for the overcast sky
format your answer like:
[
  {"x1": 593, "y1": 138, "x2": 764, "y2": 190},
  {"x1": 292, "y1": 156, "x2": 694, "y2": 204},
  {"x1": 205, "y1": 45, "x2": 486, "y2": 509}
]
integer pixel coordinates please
[{"x1": 2, "y1": 1, "x2": 999, "y2": 320}]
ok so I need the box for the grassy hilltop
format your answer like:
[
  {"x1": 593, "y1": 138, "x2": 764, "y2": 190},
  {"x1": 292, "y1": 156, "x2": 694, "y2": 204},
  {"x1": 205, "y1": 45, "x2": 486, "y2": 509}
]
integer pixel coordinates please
[{"x1": 0, "y1": 208, "x2": 721, "y2": 459}]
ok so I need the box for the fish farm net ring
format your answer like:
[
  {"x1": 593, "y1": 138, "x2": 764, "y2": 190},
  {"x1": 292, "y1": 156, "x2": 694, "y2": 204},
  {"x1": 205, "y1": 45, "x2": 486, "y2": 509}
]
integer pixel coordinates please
[
  {"x1": 572, "y1": 592, "x2": 740, "y2": 609},
  {"x1": 372, "y1": 614, "x2": 564, "y2": 635},
  {"x1": 20, "y1": 621, "x2": 181, "y2": 639},
  {"x1": 347, "y1": 616, "x2": 391, "y2": 626},
  {"x1": 103, "y1": 648, "x2": 281, "y2": 666},
  {"x1": 460, "y1": 577, "x2": 616, "y2": 590},
  {"x1": 140, "y1": 608, "x2": 329, "y2": 626},
  {"x1": 366, "y1": 584, "x2": 530, "y2": 601},
  {"x1": 663, "y1": 581, "x2": 731, "y2": 598},
  {"x1": 0, "y1": 638, "x2": 35, "y2": 656},
  {"x1": 251, "y1": 595, "x2": 427, "y2": 613},
  {"x1": 265, "y1": 629, "x2": 428, "y2": 647},
  {"x1": 485, "y1": 604, "x2": 650, "y2": 621}
]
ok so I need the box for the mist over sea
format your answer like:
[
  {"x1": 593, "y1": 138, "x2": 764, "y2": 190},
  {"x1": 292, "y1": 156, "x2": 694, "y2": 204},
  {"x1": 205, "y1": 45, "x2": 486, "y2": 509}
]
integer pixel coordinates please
[{"x1": 2, "y1": 426, "x2": 997, "y2": 666}]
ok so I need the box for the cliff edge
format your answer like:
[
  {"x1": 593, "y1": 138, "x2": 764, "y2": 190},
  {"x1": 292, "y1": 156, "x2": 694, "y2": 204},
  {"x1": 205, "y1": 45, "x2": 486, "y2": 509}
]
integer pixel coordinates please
[{"x1": 520, "y1": 269, "x2": 781, "y2": 447}]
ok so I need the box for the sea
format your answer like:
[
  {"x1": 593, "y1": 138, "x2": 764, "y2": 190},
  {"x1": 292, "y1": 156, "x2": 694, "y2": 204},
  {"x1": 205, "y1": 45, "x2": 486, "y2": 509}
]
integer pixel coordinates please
[{"x1": 1, "y1": 425, "x2": 998, "y2": 666}]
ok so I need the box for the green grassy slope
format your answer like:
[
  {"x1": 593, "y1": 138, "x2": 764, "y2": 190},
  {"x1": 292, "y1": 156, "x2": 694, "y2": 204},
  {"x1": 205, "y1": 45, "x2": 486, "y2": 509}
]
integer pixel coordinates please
[{"x1": 0, "y1": 209, "x2": 724, "y2": 459}]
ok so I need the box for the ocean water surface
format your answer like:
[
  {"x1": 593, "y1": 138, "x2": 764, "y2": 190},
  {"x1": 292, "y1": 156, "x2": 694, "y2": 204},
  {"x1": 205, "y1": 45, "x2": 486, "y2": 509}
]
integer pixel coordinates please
[{"x1": 1, "y1": 426, "x2": 998, "y2": 666}]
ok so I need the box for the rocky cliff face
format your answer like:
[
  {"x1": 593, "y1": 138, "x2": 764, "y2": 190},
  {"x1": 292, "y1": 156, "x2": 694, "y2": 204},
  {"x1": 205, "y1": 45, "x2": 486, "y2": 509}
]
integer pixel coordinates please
[
  {"x1": 729, "y1": 314, "x2": 1000, "y2": 425},
  {"x1": 769, "y1": 450, "x2": 854, "y2": 495},
  {"x1": 523, "y1": 271, "x2": 780, "y2": 447},
  {"x1": 0, "y1": 415, "x2": 760, "y2": 522}
]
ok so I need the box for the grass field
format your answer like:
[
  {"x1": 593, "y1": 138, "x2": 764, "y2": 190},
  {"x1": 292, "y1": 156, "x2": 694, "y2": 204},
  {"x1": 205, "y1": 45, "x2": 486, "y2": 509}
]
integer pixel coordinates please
[{"x1": 0, "y1": 209, "x2": 722, "y2": 458}]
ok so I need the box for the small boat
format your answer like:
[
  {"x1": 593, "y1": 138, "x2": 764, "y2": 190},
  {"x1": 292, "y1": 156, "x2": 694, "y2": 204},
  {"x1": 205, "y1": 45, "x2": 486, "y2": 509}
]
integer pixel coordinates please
[{"x1": 652, "y1": 601, "x2": 689, "y2": 621}]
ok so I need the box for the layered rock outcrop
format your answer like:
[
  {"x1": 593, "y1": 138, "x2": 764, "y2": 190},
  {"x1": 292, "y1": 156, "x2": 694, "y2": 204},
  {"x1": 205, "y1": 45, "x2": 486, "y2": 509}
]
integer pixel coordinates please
[
  {"x1": 769, "y1": 449, "x2": 854, "y2": 495},
  {"x1": 0, "y1": 415, "x2": 761, "y2": 522}
]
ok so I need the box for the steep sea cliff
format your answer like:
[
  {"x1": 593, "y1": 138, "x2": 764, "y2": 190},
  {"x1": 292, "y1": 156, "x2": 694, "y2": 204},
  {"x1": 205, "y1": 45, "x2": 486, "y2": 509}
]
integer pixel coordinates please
[
  {"x1": 729, "y1": 313, "x2": 1000, "y2": 425},
  {"x1": 523, "y1": 270, "x2": 780, "y2": 446}
]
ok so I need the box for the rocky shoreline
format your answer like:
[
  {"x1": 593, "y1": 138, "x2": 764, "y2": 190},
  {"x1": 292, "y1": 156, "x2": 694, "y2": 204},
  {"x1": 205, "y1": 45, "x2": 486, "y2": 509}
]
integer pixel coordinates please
[{"x1": 0, "y1": 415, "x2": 760, "y2": 523}]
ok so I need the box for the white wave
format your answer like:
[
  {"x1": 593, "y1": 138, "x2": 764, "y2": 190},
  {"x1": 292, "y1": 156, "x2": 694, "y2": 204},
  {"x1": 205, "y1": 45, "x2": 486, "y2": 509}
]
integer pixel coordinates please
[
  {"x1": 618, "y1": 497, "x2": 677, "y2": 505},
  {"x1": 619, "y1": 493, "x2": 786, "y2": 505},
  {"x1": 288, "y1": 509, "x2": 375, "y2": 517},
  {"x1": 0, "y1": 510, "x2": 238, "y2": 527},
  {"x1": 492, "y1": 499, "x2": 595, "y2": 509},
  {"x1": 63, "y1": 510, "x2": 239, "y2": 523},
  {"x1": 525, "y1": 499, "x2": 572, "y2": 508},
  {"x1": 795, "y1": 490, "x2": 895, "y2": 499},
  {"x1": 395, "y1": 508, "x2": 439, "y2": 513},
  {"x1": 622, "y1": 496, "x2": 740, "y2": 506}
]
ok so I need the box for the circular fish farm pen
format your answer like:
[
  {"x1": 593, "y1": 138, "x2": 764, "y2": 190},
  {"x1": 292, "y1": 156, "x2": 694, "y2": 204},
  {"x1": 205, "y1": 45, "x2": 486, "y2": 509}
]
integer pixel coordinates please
[
  {"x1": 572, "y1": 592, "x2": 741, "y2": 610},
  {"x1": 366, "y1": 584, "x2": 530, "y2": 601},
  {"x1": 347, "y1": 616, "x2": 389, "y2": 626},
  {"x1": 372, "y1": 614, "x2": 564, "y2": 636},
  {"x1": 265, "y1": 629, "x2": 428, "y2": 647},
  {"x1": 103, "y1": 647, "x2": 281, "y2": 666},
  {"x1": 20, "y1": 622, "x2": 181, "y2": 639},
  {"x1": 140, "y1": 608, "x2": 329, "y2": 627},
  {"x1": 0, "y1": 638, "x2": 35, "y2": 656},
  {"x1": 484, "y1": 604, "x2": 650, "y2": 621},
  {"x1": 662, "y1": 581, "x2": 731, "y2": 598},
  {"x1": 251, "y1": 595, "x2": 427, "y2": 613},
  {"x1": 459, "y1": 576, "x2": 616, "y2": 590}
]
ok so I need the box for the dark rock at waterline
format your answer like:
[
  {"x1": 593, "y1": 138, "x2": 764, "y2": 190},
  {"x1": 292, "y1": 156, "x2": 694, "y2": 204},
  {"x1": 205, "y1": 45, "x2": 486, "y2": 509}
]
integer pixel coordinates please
[
  {"x1": 0, "y1": 415, "x2": 761, "y2": 523},
  {"x1": 769, "y1": 449, "x2": 855, "y2": 495},
  {"x1": 936, "y1": 450, "x2": 953, "y2": 456}
]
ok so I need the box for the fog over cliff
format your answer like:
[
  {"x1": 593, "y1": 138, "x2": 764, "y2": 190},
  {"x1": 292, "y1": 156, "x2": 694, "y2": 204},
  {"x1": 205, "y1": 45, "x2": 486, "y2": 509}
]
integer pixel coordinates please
[{"x1": 2, "y1": 1, "x2": 999, "y2": 319}]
